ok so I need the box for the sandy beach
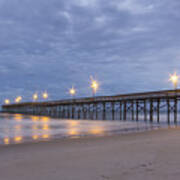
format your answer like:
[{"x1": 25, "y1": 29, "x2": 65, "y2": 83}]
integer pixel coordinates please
[{"x1": 1, "y1": 128, "x2": 180, "y2": 180}]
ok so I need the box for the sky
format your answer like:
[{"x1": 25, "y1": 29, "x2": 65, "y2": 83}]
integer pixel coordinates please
[{"x1": 0, "y1": 0, "x2": 180, "y2": 103}]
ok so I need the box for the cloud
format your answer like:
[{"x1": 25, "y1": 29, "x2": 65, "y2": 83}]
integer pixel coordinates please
[
  {"x1": 72, "y1": 0, "x2": 98, "y2": 7},
  {"x1": 0, "y1": 0, "x2": 179, "y2": 104},
  {"x1": 113, "y1": 0, "x2": 154, "y2": 15}
]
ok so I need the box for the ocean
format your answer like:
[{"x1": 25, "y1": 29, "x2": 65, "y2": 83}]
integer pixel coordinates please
[{"x1": 0, "y1": 113, "x2": 175, "y2": 145}]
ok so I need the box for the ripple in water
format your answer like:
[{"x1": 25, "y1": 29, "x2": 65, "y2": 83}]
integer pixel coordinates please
[{"x1": 0, "y1": 113, "x2": 160, "y2": 145}]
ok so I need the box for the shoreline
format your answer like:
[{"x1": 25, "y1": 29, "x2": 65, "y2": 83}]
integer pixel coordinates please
[{"x1": 0, "y1": 123, "x2": 163, "y2": 147}]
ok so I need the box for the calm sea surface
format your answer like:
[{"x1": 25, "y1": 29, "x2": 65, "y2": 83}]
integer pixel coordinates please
[{"x1": 0, "y1": 113, "x2": 170, "y2": 145}]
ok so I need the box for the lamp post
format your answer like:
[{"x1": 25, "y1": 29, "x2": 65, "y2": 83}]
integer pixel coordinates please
[
  {"x1": 169, "y1": 73, "x2": 179, "y2": 89},
  {"x1": 15, "y1": 96, "x2": 22, "y2": 103},
  {"x1": 4, "y1": 99, "x2": 10, "y2": 105},
  {"x1": 42, "y1": 92, "x2": 48, "y2": 100},
  {"x1": 90, "y1": 78, "x2": 99, "y2": 97},
  {"x1": 69, "y1": 86, "x2": 76, "y2": 98},
  {"x1": 33, "y1": 93, "x2": 38, "y2": 101}
]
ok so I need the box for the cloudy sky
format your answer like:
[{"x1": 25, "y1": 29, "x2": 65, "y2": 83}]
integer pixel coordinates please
[{"x1": 0, "y1": 0, "x2": 180, "y2": 103}]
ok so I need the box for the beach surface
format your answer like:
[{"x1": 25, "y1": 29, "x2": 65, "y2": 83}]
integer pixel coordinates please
[{"x1": 1, "y1": 128, "x2": 180, "y2": 180}]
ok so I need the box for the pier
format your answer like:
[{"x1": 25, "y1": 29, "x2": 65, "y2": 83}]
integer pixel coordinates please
[{"x1": 2, "y1": 89, "x2": 180, "y2": 123}]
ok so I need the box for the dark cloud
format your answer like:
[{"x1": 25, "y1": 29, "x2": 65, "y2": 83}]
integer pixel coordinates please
[{"x1": 0, "y1": 0, "x2": 180, "y2": 103}]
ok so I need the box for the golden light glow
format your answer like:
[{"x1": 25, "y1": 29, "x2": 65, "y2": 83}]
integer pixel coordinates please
[
  {"x1": 14, "y1": 136, "x2": 22, "y2": 143},
  {"x1": 42, "y1": 92, "x2": 48, "y2": 99},
  {"x1": 68, "y1": 120, "x2": 79, "y2": 127},
  {"x1": 42, "y1": 134, "x2": 49, "y2": 139},
  {"x1": 42, "y1": 124, "x2": 49, "y2": 130},
  {"x1": 15, "y1": 96, "x2": 22, "y2": 103},
  {"x1": 4, "y1": 137, "x2": 10, "y2": 145},
  {"x1": 69, "y1": 86, "x2": 76, "y2": 96},
  {"x1": 31, "y1": 116, "x2": 39, "y2": 122},
  {"x1": 33, "y1": 93, "x2": 38, "y2": 101},
  {"x1": 4, "y1": 99, "x2": 10, "y2": 105},
  {"x1": 14, "y1": 114, "x2": 23, "y2": 121},
  {"x1": 32, "y1": 135, "x2": 39, "y2": 140},
  {"x1": 89, "y1": 127, "x2": 105, "y2": 135},
  {"x1": 68, "y1": 129, "x2": 79, "y2": 136},
  {"x1": 41, "y1": 116, "x2": 50, "y2": 122},
  {"x1": 90, "y1": 77, "x2": 99, "y2": 95},
  {"x1": 169, "y1": 72, "x2": 179, "y2": 89}
]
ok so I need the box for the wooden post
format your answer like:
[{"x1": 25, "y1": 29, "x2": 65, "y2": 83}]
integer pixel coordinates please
[
  {"x1": 119, "y1": 101, "x2": 122, "y2": 120},
  {"x1": 144, "y1": 100, "x2": 147, "y2": 121},
  {"x1": 131, "y1": 101, "x2": 134, "y2": 120},
  {"x1": 87, "y1": 104, "x2": 90, "y2": 120},
  {"x1": 167, "y1": 99, "x2": 170, "y2": 124},
  {"x1": 136, "y1": 101, "x2": 139, "y2": 121},
  {"x1": 89, "y1": 104, "x2": 93, "y2": 120},
  {"x1": 112, "y1": 102, "x2": 115, "y2": 120},
  {"x1": 92, "y1": 104, "x2": 94, "y2": 120},
  {"x1": 174, "y1": 98, "x2": 177, "y2": 124},
  {"x1": 157, "y1": 99, "x2": 160, "y2": 123},
  {"x1": 67, "y1": 105, "x2": 70, "y2": 119},
  {"x1": 95, "y1": 103, "x2": 98, "y2": 120},
  {"x1": 57, "y1": 106, "x2": 61, "y2": 118},
  {"x1": 82, "y1": 104, "x2": 86, "y2": 119},
  {"x1": 103, "y1": 102, "x2": 106, "y2": 120},
  {"x1": 123, "y1": 101, "x2": 127, "y2": 120},
  {"x1": 150, "y1": 99, "x2": 153, "y2": 122},
  {"x1": 54, "y1": 106, "x2": 57, "y2": 117},
  {"x1": 77, "y1": 106, "x2": 80, "y2": 119},
  {"x1": 60, "y1": 106, "x2": 63, "y2": 118},
  {"x1": 72, "y1": 105, "x2": 74, "y2": 119}
]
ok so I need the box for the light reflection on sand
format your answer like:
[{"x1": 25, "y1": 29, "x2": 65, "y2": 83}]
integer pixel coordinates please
[
  {"x1": 32, "y1": 135, "x2": 39, "y2": 140},
  {"x1": 68, "y1": 128, "x2": 79, "y2": 136},
  {"x1": 0, "y1": 113, "x2": 160, "y2": 145},
  {"x1": 14, "y1": 136, "x2": 23, "y2": 143},
  {"x1": 3, "y1": 137, "x2": 10, "y2": 145},
  {"x1": 89, "y1": 127, "x2": 105, "y2": 135},
  {"x1": 14, "y1": 114, "x2": 23, "y2": 122}
]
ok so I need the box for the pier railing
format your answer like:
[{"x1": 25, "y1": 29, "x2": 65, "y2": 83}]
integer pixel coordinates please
[{"x1": 2, "y1": 89, "x2": 180, "y2": 124}]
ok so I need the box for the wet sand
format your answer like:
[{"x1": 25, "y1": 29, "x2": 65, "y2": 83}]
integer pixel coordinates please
[{"x1": 1, "y1": 128, "x2": 180, "y2": 180}]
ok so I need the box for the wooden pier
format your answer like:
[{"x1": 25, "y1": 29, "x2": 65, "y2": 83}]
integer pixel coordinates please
[{"x1": 2, "y1": 89, "x2": 180, "y2": 123}]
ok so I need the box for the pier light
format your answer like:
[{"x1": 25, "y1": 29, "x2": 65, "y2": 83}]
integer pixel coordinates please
[
  {"x1": 33, "y1": 93, "x2": 38, "y2": 101},
  {"x1": 169, "y1": 72, "x2": 179, "y2": 89},
  {"x1": 90, "y1": 77, "x2": 99, "y2": 96},
  {"x1": 42, "y1": 92, "x2": 48, "y2": 99},
  {"x1": 4, "y1": 99, "x2": 10, "y2": 105},
  {"x1": 15, "y1": 96, "x2": 22, "y2": 103},
  {"x1": 69, "y1": 86, "x2": 76, "y2": 97}
]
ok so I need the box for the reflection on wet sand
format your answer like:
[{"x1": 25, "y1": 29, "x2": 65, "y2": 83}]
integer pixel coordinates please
[
  {"x1": 14, "y1": 114, "x2": 23, "y2": 122},
  {"x1": 31, "y1": 116, "x2": 51, "y2": 141},
  {"x1": 4, "y1": 137, "x2": 10, "y2": 145},
  {"x1": 41, "y1": 116, "x2": 50, "y2": 122},
  {"x1": 32, "y1": 135, "x2": 39, "y2": 140},
  {"x1": 66, "y1": 120, "x2": 105, "y2": 136},
  {"x1": 0, "y1": 114, "x2": 53, "y2": 145},
  {"x1": 1, "y1": 114, "x2": 107, "y2": 144},
  {"x1": 14, "y1": 136, "x2": 23, "y2": 143},
  {"x1": 89, "y1": 127, "x2": 105, "y2": 135},
  {"x1": 42, "y1": 124, "x2": 49, "y2": 130},
  {"x1": 0, "y1": 113, "x2": 159, "y2": 145},
  {"x1": 68, "y1": 129, "x2": 79, "y2": 136},
  {"x1": 42, "y1": 134, "x2": 50, "y2": 139},
  {"x1": 67, "y1": 120, "x2": 80, "y2": 127},
  {"x1": 31, "y1": 116, "x2": 39, "y2": 122}
]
